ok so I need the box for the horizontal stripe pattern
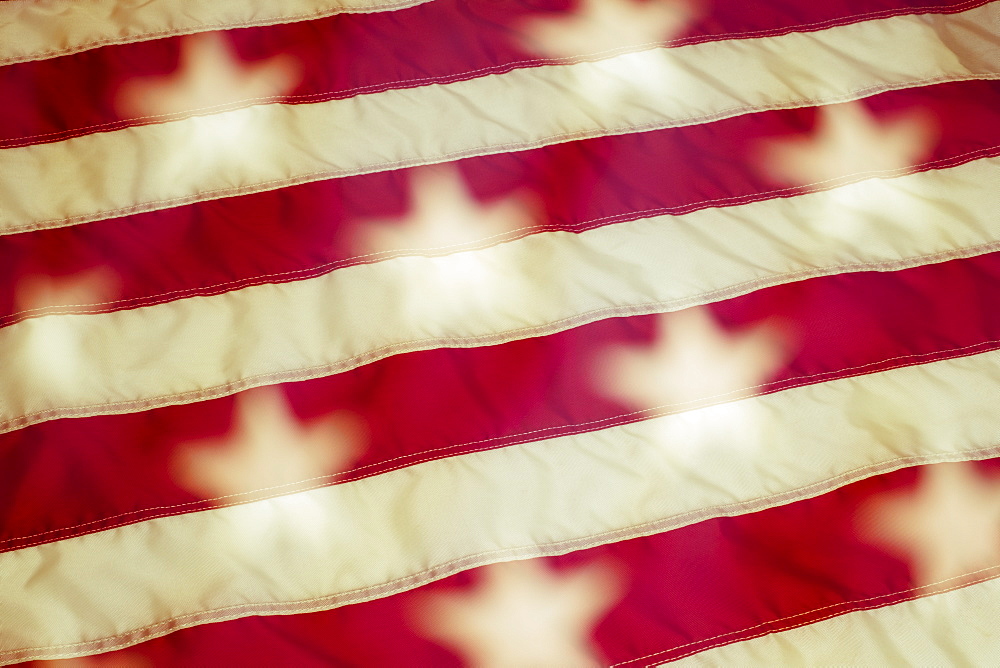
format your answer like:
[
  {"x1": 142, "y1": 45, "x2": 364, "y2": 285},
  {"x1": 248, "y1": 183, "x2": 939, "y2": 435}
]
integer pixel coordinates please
[
  {"x1": 5, "y1": 351, "x2": 1000, "y2": 661},
  {"x1": 0, "y1": 0, "x2": 988, "y2": 148},
  {"x1": 676, "y1": 572, "x2": 1000, "y2": 666},
  {"x1": 2, "y1": 3, "x2": 997, "y2": 234},
  {"x1": 0, "y1": 0, "x2": 433, "y2": 66},
  {"x1": 1, "y1": 157, "x2": 997, "y2": 433},
  {"x1": 1, "y1": 78, "x2": 997, "y2": 328},
  {"x1": 7, "y1": 248, "x2": 1000, "y2": 552},
  {"x1": 24, "y1": 460, "x2": 1000, "y2": 666},
  {"x1": 5, "y1": 1, "x2": 999, "y2": 663}
]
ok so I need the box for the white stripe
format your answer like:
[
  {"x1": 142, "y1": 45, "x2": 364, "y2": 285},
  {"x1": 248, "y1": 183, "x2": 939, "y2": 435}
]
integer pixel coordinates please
[
  {"x1": 1, "y1": 157, "x2": 997, "y2": 432},
  {"x1": 0, "y1": 0, "x2": 432, "y2": 66},
  {"x1": 4, "y1": 347, "x2": 1000, "y2": 662},
  {"x1": 673, "y1": 575, "x2": 1000, "y2": 666},
  {"x1": 1, "y1": 4, "x2": 996, "y2": 234}
]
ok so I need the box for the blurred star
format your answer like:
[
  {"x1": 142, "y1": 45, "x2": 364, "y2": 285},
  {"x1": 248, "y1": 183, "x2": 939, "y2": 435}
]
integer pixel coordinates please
[
  {"x1": 859, "y1": 461, "x2": 1000, "y2": 591},
  {"x1": 757, "y1": 101, "x2": 938, "y2": 189},
  {"x1": 15, "y1": 268, "x2": 122, "y2": 393},
  {"x1": 350, "y1": 165, "x2": 542, "y2": 336},
  {"x1": 353, "y1": 165, "x2": 539, "y2": 257},
  {"x1": 413, "y1": 559, "x2": 623, "y2": 667},
  {"x1": 517, "y1": 0, "x2": 698, "y2": 60},
  {"x1": 172, "y1": 387, "x2": 365, "y2": 501},
  {"x1": 117, "y1": 31, "x2": 301, "y2": 119},
  {"x1": 16, "y1": 267, "x2": 121, "y2": 315},
  {"x1": 597, "y1": 307, "x2": 790, "y2": 412}
]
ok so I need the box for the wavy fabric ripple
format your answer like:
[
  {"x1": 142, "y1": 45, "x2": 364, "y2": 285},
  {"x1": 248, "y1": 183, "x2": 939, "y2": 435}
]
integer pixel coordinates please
[{"x1": 3, "y1": 0, "x2": 1000, "y2": 664}]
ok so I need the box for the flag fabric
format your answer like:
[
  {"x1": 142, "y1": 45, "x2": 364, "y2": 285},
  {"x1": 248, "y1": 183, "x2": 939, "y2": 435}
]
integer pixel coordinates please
[{"x1": 1, "y1": 0, "x2": 1000, "y2": 664}]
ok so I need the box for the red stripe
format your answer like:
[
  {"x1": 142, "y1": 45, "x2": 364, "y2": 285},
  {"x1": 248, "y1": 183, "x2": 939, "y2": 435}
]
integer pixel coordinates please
[
  {"x1": 29, "y1": 458, "x2": 1000, "y2": 666},
  {"x1": 0, "y1": 0, "x2": 982, "y2": 149},
  {"x1": 2, "y1": 78, "x2": 998, "y2": 327},
  {"x1": 5, "y1": 249, "x2": 1000, "y2": 552}
]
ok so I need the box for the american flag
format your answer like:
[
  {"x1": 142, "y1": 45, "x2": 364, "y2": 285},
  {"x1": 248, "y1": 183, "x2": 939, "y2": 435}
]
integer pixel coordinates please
[{"x1": 1, "y1": 0, "x2": 999, "y2": 664}]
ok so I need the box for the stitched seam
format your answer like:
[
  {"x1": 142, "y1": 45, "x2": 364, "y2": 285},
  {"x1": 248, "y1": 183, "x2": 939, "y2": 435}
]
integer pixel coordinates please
[
  {"x1": 2, "y1": 143, "x2": 995, "y2": 324},
  {"x1": 0, "y1": 0, "x2": 996, "y2": 658},
  {"x1": 2, "y1": 236, "x2": 999, "y2": 441},
  {"x1": 611, "y1": 568, "x2": 1000, "y2": 666},
  {"x1": 5, "y1": 514, "x2": 1000, "y2": 659},
  {"x1": 0, "y1": 0, "x2": 432, "y2": 67},
  {"x1": 5, "y1": 72, "x2": 997, "y2": 236},
  {"x1": 1, "y1": 141, "x2": 996, "y2": 327},
  {"x1": 3, "y1": 337, "x2": 999, "y2": 551},
  {"x1": 0, "y1": 0, "x2": 991, "y2": 147}
]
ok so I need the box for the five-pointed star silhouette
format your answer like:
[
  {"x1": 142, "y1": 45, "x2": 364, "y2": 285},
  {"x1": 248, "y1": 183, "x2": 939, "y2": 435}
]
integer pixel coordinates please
[
  {"x1": 14, "y1": 268, "x2": 122, "y2": 392},
  {"x1": 353, "y1": 165, "x2": 538, "y2": 257},
  {"x1": 596, "y1": 307, "x2": 790, "y2": 412},
  {"x1": 172, "y1": 387, "x2": 366, "y2": 502},
  {"x1": 756, "y1": 101, "x2": 938, "y2": 189},
  {"x1": 859, "y1": 461, "x2": 1000, "y2": 591},
  {"x1": 517, "y1": 0, "x2": 698, "y2": 60},
  {"x1": 412, "y1": 559, "x2": 623, "y2": 667},
  {"x1": 116, "y1": 31, "x2": 301, "y2": 119}
]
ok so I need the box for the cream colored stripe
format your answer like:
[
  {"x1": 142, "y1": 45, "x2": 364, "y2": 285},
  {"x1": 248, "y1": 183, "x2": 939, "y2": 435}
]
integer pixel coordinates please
[
  {"x1": 1, "y1": 4, "x2": 997, "y2": 234},
  {"x1": 2, "y1": 156, "x2": 998, "y2": 433},
  {"x1": 0, "y1": 0, "x2": 432, "y2": 66},
  {"x1": 673, "y1": 575, "x2": 1000, "y2": 666},
  {"x1": 5, "y1": 348, "x2": 1000, "y2": 662}
]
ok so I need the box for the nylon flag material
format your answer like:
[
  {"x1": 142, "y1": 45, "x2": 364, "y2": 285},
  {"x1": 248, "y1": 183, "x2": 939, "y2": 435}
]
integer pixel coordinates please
[{"x1": 1, "y1": 0, "x2": 1000, "y2": 664}]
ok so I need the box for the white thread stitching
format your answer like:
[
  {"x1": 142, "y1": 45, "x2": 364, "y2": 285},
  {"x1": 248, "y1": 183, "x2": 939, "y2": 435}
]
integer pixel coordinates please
[
  {"x1": 5, "y1": 512, "x2": 1000, "y2": 659},
  {"x1": 0, "y1": 0, "x2": 989, "y2": 145},
  {"x1": 3, "y1": 337, "x2": 1000, "y2": 550},
  {"x1": 0, "y1": 0, "x2": 434, "y2": 67},
  {"x1": 610, "y1": 567, "x2": 1000, "y2": 666},
  {"x1": 2, "y1": 143, "x2": 996, "y2": 327},
  {"x1": 2, "y1": 235, "x2": 999, "y2": 441},
  {"x1": 4, "y1": 72, "x2": 998, "y2": 236}
]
